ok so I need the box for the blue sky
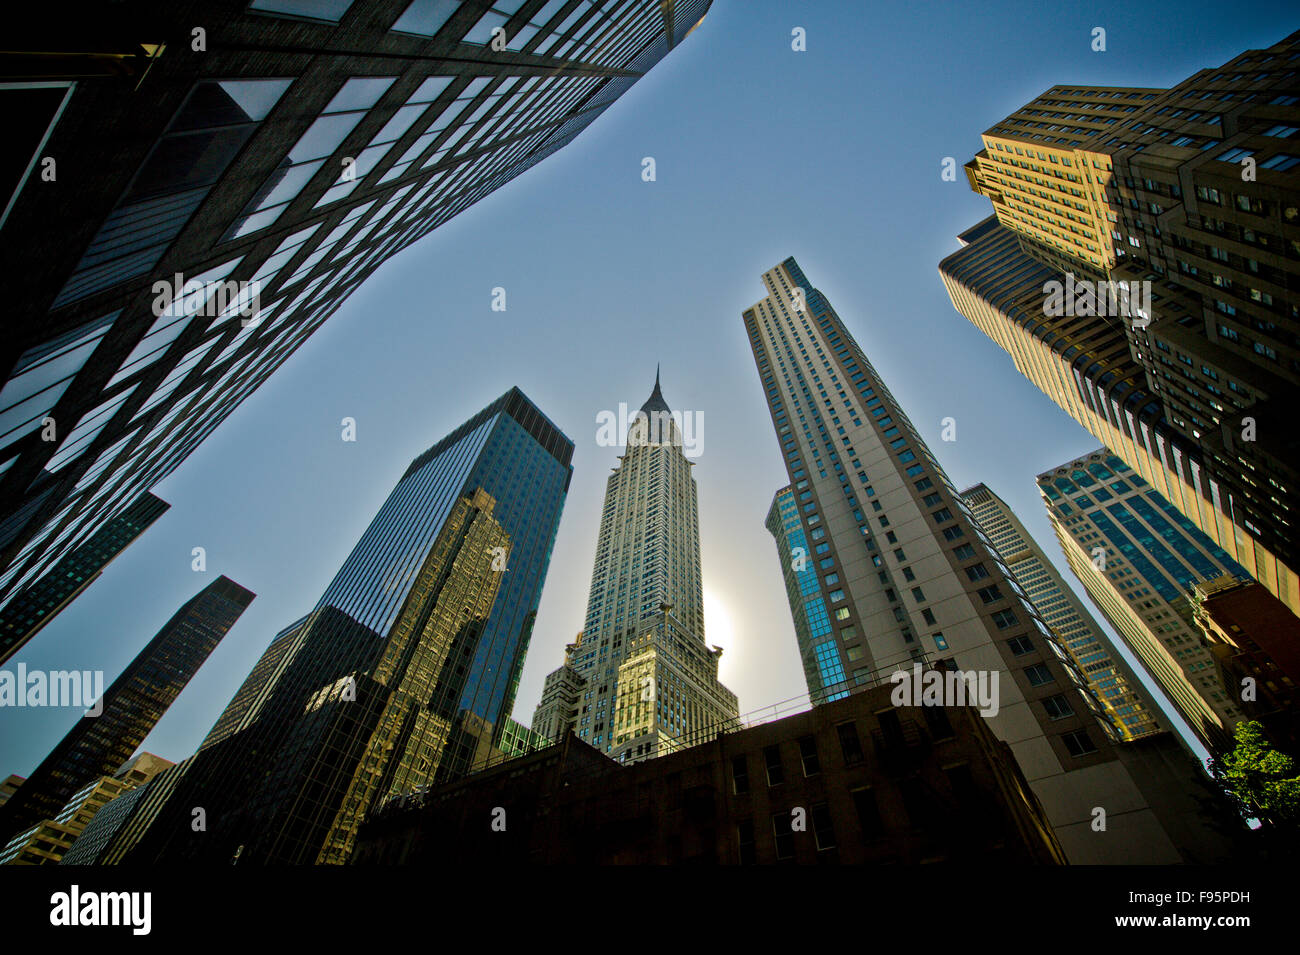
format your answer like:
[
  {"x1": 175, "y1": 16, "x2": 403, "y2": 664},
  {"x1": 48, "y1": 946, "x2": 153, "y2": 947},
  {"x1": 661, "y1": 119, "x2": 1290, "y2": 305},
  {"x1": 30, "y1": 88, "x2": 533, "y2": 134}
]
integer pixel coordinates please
[{"x1": 2, "y1": 0, "x2": 1295, "y2": 776}]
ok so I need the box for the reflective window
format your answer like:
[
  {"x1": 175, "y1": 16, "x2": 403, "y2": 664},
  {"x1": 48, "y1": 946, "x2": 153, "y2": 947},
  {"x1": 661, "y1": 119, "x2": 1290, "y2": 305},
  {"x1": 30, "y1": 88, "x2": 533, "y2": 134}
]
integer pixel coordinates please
[
  {"x1": 228, "y1": 77, "x2": 395, "y2": 236},
  {"x1": 53, "y1": 80, "x2": 290, "y2": 306},
  {"x1": 250, "y1": 0, "x2": 355, "y2": 20},
  {"x1": 0, "y1": 312, "x2": 120, "y2": 452},
  {"x1": 108, "y1": 258, "x2": 243, "y2": 385},
  {"x1": 391, "y1": 0, "x2": 460, "y2": 36},
  {"x1": 46, "y1": 385, "x2": 141, "y2": 472}
]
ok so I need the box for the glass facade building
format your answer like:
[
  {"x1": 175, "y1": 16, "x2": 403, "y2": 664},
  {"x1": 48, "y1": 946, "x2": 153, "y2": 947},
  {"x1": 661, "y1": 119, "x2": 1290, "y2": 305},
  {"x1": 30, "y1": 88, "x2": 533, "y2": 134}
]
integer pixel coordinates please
[
  {"x1": 0, "y1": 0, "x2": 713, "y2": 643},
  {"x1": 198, "y1": 613, "x2": 311, "y2": 752},
  {"x1": 765, "y1": 485, "x2": 848, "y2": 704},
  {"x1": 132, "y1": 386, "x2": 573, "y2": 864},
  {"x1": 0, "y1": 491, "x2": 169, "y2": 664},
  {"x1": 960, "y1": 482, "x2": 1161, "y2": 741},
  {"x1": 0, "y1": 575, "x2": 253, "y2": 845},
  {"x1": 1038, "y1": 449, "x2": 1250, "y2": 750}
]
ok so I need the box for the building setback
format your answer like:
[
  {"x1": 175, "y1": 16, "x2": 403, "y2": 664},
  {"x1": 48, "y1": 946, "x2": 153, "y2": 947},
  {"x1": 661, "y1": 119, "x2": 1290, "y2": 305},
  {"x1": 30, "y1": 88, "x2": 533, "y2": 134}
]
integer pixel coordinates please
[
  {"x1": 961, "y1": 482, "x2": 1161, "y2": 741},
  {"x1": 130, "y1": 386, "x2": 573, "y2": 864},
  {"x1": 532, "y1": 372, "x2": 739, "y2": 763},
  {"x1": 0, "y1": 0, "x2": 713, "y2": 641},
  {"x1": 941, "y1": 30, "x2": 1300, "y2": 617},
  {"x1": 355, "y1": 680, "x2": 1070, "y2": 865},
  {"x1": 744, "y1": 256, "x2": 1240, "y2": 863},
  {"x1": 0, "y1": 575, "x2": 252, "y2": 844},
  {"x1": 1038, "y1": 449, "x2": 1251, "y2": 751}
]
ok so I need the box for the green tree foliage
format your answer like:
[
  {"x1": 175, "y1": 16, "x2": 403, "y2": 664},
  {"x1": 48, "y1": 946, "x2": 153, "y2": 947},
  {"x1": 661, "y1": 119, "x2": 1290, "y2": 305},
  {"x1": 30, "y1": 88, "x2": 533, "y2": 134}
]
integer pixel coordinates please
[{"x1": 1210, "y1": 721, "x2": 1300, "y2": 827}]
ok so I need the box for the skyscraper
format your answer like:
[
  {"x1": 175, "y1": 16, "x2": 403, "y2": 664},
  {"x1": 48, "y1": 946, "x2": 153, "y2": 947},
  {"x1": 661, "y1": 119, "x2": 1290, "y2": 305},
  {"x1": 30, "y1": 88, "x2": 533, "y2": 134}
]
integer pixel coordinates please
[
  {"x1": 1, "y1": 751, "x2": 172, "y2": 866},
  {"x1": 197, "y1": 613, "x2": 310, "y2": 752},
  {"x1": 960, "y1": 482, "x2": 1161, "y2": 741},
  {"x1": 745, "y1": 256, "x2": 1239, "y2": 863},
  {"x1": 0, "y1": 575, "x2": 253, "y2": 844},
  {"x1": 533, "y1": 371, "x2": 739, "y2": 763},
  {"x1": 135, "y1": 386, "x2": 573, "y2": 863},
  {"x1": 1038, "y1": 449, "x2": 1251, "y2": 751},
  {"x1": 941, "y1": 30, "x2": 1300, "y2": 618},
  {"x1": 1190, "y1": 575, "x2": 1300, "y2": 754},
  {"x1": 0, "y1": 492, "x2": 169, "y2": 664},
  {"x1": 0, "y1": 0, "x2": 714, "y2": 636},
  {"x1": 765, "y1": 486, "x2": 849, "y2": 704}
]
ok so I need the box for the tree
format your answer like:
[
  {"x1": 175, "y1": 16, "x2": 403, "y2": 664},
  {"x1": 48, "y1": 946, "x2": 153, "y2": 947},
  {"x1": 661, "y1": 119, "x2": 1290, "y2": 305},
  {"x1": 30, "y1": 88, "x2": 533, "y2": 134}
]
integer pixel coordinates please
[{"x1": 1209, "y1": 721, "x2": 1300, "y2": 828}]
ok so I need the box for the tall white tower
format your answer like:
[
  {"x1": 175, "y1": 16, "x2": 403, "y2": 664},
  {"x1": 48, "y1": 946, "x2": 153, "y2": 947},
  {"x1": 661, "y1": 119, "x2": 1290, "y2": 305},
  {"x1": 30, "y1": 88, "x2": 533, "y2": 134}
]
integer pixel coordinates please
[{"x1": 534, "y1": 370, "x2": 737, "y2": 759}]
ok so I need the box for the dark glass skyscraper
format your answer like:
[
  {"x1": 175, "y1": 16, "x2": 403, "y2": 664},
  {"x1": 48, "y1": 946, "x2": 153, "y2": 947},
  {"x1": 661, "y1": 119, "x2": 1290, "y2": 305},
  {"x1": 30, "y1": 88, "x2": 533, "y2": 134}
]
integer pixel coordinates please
[
  {"x1": 0, "y1": 491, "x2": 169, "y2": 664},
  {"x1": 1038, "y1": 449, "x2": 1252, "y2": 750},
  {"x1": 0, "y1": 0, "x2": 713, "y2": 640},
  {"x1": 133, "y1": 386, "x2": 573, "y2": 864},
  {"x1": 0, "y1": 575, "x2": 253, "y2": 844}
]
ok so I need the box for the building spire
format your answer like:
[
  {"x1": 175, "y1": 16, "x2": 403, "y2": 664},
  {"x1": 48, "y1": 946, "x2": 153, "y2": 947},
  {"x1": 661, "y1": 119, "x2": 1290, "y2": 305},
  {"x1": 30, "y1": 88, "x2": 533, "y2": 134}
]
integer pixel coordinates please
[{"x1": 641, "y1": 364, "x2": 669, "y2": 416}]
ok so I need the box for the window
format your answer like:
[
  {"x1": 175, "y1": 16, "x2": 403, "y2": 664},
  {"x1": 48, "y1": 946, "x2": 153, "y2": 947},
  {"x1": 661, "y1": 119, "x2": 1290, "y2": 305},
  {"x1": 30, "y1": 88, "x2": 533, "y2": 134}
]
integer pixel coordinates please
[
  {"x1": 964, "y1": 563, "x2": 990, "y2": 581},
  {"x1": 799, "y1": 736, "x2": 821, "y2": 776},
  {"x1": 829, "y1": 588, "x2": 845, "y2": 603},
  {"x1": 0, "y1": 312, "x2": 119, "y2": 452},
  {"x1": 953, "y1": 543, "x2": 976, "y2": 560},
  {"x1": 991, "y1": 609, "x2": 1018, "y2": 629},
  {"x1": 391, "y1": 0, "x2": 460, "y2": 36},
  {"x1": 772, "y1": 812, "x2": 795, "y2": 860},
  {"x1": 1025, "y1": 664, "x2": 1055, "y2": 686},
  {"x1": 976, "y1": 585, "x2": 1004, "y2": 604},
  {"x1": 227, "y1": 76, "x2": 395, "y2": 237},
  {"x1": 1007, "y1": 635, "x2": 1034, "y2": 656},
  {"x1": 1062, "y1": 730, "x2": 1097, "y2": 756},
  {"x1": 764, "y1": 745, "x2": 784, "y2": 786},
  {"x1": 942, "y1": 526, "x2": 965, "y2": 541},
  {"x1": 1260, "y1": 153, "x2": 1300, "y2": 171},
  {"x1": 1043, "y1": 694, "x2": 1075, "y2": 719},
  {"x1": 837, "y1": 722, "x2": 863, "y2": 765},
  {"x1": 852, "y1": 788, "x2": 885, "y2": 838},
  {"x1": 731, "y1": 755, "x2": 749, "y2": 794},
  {"x1": 812, "y1": 803, "x2": 836, "y2": 851},
  {"x1": 931, "y1": 507, "x2": 953, "y2": 523},
  {"x1": 54, "y1": 80, "x2": 291, "y2": 307},
  {"x1": 737, "y1": 819, "x2": 756, "y2": 864},
  {"x1": 251, "y1": 0, "x2": 355, "y2": 19}
]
